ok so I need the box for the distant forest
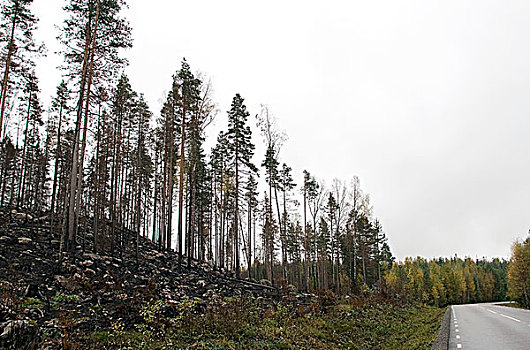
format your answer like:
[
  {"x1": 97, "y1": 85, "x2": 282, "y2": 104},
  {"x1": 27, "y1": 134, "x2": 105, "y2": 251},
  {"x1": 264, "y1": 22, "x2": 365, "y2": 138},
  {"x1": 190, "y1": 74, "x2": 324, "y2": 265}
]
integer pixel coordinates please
[{"x1": 0, "y1": 0, "x2": 526, "y2": 307}]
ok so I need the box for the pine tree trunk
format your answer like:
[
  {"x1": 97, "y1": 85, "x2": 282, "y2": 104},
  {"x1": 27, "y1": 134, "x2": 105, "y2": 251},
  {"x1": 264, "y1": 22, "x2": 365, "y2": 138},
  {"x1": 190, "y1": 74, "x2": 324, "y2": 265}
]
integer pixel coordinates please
[
  {"x1": 274, "y1": 186, "x2": 286, "y2": 281},
  {"x1": 65, "y1": 1, "x2": 100, "y2": 252},
  {"x1": 219, "y1": 165, "x2": 224, "y2": 268},
  {"x1": 17, "y1": 92, "x2": 32, "y2": 207},
  {"x1": 235, "y1": 147, "x2": 240, "y2": 278},
  {"x1": 152, "y1": 152, "x2": 158, "y2": 243},
  {"x1": 0, "y1": 14, "x2": 17, "y2": 140},
  {"x1": 247, "y1": 201, "x2": 252, "y2": 279},
  {"x1": 167, "y1": 114, "x2": 175, "y2": 252},
  {"x1": 177, "y1": 103, "x2": 186, "y2": 262},
  {"x1": 160, "y1": 122, "x2": 168, "y2": 250},
  {"x1": 50, "y1": 103, "x2": 64, "y2": 236},
  {"x1": 74, "y1": 9, "x2": 100, "y2": 243},
  {"x1": 303, "y1": 189, "x2": 309, "y2": 291}
]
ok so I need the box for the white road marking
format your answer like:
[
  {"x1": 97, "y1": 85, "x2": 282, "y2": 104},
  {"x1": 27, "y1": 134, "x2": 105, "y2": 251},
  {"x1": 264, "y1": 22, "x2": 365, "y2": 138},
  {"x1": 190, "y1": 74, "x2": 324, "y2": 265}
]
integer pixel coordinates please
[
  {"x1": 487, "y1": 309, "x2": 497, "y2": 314},
  {"x1": 457, "y1": 344, "x2": 462, "y2": 349},
  {"x1": 499, "y1": 314, "x2": 521, "y2": 323}
]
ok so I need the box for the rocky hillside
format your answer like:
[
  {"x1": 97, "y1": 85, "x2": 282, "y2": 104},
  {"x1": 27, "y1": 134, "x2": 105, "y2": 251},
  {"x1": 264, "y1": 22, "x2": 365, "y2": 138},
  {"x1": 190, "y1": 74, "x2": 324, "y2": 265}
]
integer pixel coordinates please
[{"x1": 0, "y1": 209, "x2": 276, "y2": 349}]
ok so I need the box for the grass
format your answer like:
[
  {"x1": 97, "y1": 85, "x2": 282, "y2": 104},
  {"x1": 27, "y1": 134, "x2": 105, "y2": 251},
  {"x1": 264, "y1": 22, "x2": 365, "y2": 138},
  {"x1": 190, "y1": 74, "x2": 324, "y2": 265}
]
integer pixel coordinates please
[
  {"x1": 496, "y1": 301, "x2": 529, "y2": 310},
  {"x1": 89, "y1": 296, "x2": 445, "y2": 350}
]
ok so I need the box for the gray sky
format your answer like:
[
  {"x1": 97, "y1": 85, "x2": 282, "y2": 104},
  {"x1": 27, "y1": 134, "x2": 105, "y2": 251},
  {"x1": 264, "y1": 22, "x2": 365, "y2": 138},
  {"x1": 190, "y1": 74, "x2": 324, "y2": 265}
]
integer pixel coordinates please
[{"x1": 32, "y1": 0, "x2": 530, "y2": 260}]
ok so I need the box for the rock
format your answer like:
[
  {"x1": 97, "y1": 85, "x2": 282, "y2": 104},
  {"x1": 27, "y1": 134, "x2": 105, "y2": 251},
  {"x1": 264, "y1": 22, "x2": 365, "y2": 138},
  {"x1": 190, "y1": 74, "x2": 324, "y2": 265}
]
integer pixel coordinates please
[
  {"x1": 80, "y1": 260, "x2": 94, "y2": 267},
  {"x1": 36, "y1": 215, "x2": 48, "y2": 222},
  {"x1": 0, "y1": 320, "x2": 39, "y2": 349},
  {"x1": 54, "y1": 275, "x2": 80, "y2": 291},
  {"x1": 18, "y1": 237, "x2": 32, "y2": 244},
  {"x1": 0, "y1": 236, "x2": 15, "y2": 244},
  {"x1": 14, "y1": 213, "x2": 33, "y2": 221},
  {"x1": 259, "y1": 279, "x2": 272, "y2": 287},
  {"x1": 83, "y1": 253, "x2": 101, "y2": 261}
]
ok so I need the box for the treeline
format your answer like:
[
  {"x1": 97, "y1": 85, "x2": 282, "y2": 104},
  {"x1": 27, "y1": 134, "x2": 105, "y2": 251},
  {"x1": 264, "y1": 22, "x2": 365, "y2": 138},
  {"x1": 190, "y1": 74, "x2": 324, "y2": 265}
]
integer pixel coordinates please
[
  {"x1": 0, "y1": 0, "x2": 519, "y2": 305},
  {"x1": 385, "y1": 257, "x2": 508, "y2": 306},
  {"x1": 507, "y1": 235, "x2": 530, "y2": 308},
  {"x1": 0, "y1": 0, "x2": 393, "y2": 294}
]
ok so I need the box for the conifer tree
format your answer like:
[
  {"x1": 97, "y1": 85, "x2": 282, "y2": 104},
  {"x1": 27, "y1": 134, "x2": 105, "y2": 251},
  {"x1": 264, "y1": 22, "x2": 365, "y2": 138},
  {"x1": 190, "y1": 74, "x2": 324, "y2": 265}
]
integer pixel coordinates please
[
  {"x1": 244, "y1": 174, "x2": 259, "y2": 278},
  {"x1": 49, "y1": 81, "x2": 70, "y2": 234},
  {"x1": 59, "y1": 0, "x2": 132, "y2": 252},
  {"x1": 16, "y1": 70, "x2": 42, "y2": 208},
  {"x1": 211, "y1": 132, "x2": 229, "y2": 268},
  {"x1": 0, "y1": 0, "x2": 43, "y2": 140},
  {"x1": 225, "y1": 94, "x2": 257, "y2": 278}
]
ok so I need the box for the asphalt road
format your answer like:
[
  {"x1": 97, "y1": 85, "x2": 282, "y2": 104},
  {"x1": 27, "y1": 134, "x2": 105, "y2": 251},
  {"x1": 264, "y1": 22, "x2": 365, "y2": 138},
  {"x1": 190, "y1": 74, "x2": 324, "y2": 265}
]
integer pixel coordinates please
[{"x1": 449, "y1": 302, "x2": 530, "y2": 349}]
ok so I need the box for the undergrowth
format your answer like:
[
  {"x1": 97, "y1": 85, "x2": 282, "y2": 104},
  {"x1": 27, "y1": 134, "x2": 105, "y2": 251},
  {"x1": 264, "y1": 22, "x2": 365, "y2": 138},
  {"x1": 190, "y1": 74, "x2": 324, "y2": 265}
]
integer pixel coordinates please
[{"x1": 87, "y1": 294, "x2": 444, "y2": 350}]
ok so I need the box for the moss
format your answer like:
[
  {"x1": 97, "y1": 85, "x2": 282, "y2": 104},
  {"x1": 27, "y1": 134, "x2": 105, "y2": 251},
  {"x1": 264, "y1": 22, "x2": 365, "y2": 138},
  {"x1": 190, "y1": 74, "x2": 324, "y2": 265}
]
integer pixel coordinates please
[{"x1": 53, "y1": 292, "x2": 80, "y2": 303}]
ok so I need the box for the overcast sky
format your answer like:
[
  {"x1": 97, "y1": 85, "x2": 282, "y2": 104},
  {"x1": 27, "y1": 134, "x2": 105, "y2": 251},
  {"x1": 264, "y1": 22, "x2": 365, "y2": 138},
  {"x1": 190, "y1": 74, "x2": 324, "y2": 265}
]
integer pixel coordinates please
[{"x1": 32, "y1": 0, "x2": 530, "y2": 260}]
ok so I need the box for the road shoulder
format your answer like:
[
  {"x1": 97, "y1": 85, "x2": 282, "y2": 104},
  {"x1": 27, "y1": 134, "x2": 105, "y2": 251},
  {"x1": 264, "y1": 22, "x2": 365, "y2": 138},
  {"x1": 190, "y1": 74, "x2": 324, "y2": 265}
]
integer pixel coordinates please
[{"x1": 431, "y1": 306, "x2": 450, "y2": 350}]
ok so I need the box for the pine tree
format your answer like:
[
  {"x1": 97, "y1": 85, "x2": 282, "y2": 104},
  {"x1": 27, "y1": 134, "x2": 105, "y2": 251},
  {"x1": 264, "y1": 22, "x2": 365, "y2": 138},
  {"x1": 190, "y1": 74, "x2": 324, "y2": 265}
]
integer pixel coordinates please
[
  {"x1": 0, "y1": 0, "x2": 43, "y2": 140},
  {"x1": 16, "y1": 70, "x2": 42, "y2": 209},
  {"x1": 244, "y1": 174, "x2": 259, "y2": 278},
  {"x1": 211, "y1": 132, "x2": 230, "y2": 268},
  {"x1": 278, "y1": 163, "x2": 295, "y2": 281},
  {"x1": 225, "y1": 94, "x2": 257, "y2": 278},
  {"x1": 49, "y1": 81, "x2": 71, "y2": 234},
  {"x1": 176, "y1": 59, "x2": 202, "y2": 267},
  {"x1": 59, "y1": 0, "x2": 132, "y2": 252},
  {"x1": 130, "y1": 94, "x2": 153, "y2": 261}
]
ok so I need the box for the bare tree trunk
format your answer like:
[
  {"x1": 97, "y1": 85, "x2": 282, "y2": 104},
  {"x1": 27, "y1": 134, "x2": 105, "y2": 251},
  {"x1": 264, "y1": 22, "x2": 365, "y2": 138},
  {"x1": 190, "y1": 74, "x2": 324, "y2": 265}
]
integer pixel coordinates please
[
  {"x1": 177, "y1": 102, "x2": 186, "y2": 264},
  {"x1": 50, "y1": 103, "x2": 64, "y2": 236},
  {"x1": 0, "y1": 14, "x2": 17, "y2": 140},
  {"x1": 152, "y1": 152, "x2": 158, "y2": 243},
  {"x1": 73, "y1": 13, "x2": 100, "y2": 243},
  {"x1": 65, "y1": 0, "x2": 100, "y2": 253},
  {"x1": 274, "y1": 186, "x2": 286, "y2": 281},
  {"x1": 219, "y1": 167, "x2": 224, "y2": 269},
  {"x1": 166, "y1": 131, "x2": 174, "y2": 253},
  {"x1": 160, "y1": 122, "x2": 168, "y2": 250},
  {"x1": 235, "y1": 150, "x2": 240, "y2": 278},
  {"x1": 17, "y1": 92, "x2": 32, "y2": 207},
  {"x1": 304, "y1": 188, "x2": 309, "y2": 291},
  {"x1": 247, "y1": 201, "x2": 252, "y2": 279}
]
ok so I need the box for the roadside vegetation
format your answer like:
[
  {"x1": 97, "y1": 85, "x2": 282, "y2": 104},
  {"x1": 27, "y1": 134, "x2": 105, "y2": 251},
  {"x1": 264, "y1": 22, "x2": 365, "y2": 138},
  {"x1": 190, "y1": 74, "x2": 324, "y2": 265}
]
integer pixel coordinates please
[{"x1": 88, "y1": 295, "x2": 444, "y2": 350}]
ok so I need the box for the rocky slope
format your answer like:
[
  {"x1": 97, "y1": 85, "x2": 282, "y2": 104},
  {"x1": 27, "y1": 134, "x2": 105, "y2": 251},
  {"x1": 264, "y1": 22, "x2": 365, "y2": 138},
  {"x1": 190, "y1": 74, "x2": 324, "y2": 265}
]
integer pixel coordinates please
[{"x1": 0, "y1": 209, "x2": 276, "y2": 349}]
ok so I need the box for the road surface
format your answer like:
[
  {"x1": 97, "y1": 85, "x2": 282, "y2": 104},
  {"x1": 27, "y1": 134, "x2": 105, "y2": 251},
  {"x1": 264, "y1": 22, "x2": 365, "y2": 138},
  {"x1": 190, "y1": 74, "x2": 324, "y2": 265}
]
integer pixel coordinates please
[{"x1": 449, "y1": 302, "x2": 530, "y2": 349}]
